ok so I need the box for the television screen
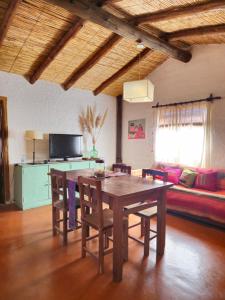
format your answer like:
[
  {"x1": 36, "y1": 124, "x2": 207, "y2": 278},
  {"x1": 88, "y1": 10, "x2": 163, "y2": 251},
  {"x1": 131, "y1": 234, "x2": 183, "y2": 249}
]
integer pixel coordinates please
[{"x1": 49, "y1": 134, "x2": 83, "y2": 159}]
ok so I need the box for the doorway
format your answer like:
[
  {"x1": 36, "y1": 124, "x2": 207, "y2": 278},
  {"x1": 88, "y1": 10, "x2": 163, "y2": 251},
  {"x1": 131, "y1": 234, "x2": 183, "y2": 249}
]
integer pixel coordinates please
[{"x1": 0, "y1": 97, "x2": 10, "y2": 204}]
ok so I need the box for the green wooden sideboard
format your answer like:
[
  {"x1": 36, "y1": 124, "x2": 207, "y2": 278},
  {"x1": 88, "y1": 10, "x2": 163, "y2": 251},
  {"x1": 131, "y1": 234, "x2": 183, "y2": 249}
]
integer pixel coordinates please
[{"x1": 14, "y1": 160, "x2": 96, "y2": 210}]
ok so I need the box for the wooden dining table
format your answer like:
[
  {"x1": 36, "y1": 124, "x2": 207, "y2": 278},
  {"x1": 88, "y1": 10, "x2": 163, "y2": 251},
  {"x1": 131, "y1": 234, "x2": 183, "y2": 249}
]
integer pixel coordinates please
[{"x1": 66, "y1": 169, "x2": 173, "y2": 282}]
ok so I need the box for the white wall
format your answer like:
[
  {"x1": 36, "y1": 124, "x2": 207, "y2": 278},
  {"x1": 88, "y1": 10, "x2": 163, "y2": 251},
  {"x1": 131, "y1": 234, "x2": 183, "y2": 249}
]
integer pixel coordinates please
[
  {"x1": 0, "y1": 72, "x2": 116, "y2": 200},
  {"x1": 122, "y1": 45, "x2": 225, "y2": 169}
]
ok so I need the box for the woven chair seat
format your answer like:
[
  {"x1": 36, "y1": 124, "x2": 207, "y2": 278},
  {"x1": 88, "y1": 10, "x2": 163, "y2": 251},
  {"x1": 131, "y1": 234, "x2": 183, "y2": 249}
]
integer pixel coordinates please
[
  {"x1": 124, "y1": 202, "x2": 143, "y2": 210},
  {"x1": 84, "y1": 208, "x2": 128, "y2": 230},
  {"x1": 135, "y1": 206, "x2": 157, "y2": 218},
  {"x1": 125, "y1": 202, "x2": 157, "y2": 218}
]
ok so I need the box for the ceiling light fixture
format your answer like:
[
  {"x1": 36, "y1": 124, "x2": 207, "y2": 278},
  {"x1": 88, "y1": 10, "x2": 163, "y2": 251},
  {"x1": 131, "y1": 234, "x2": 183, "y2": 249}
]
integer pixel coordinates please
[{"x1": 123, "y1": 42, "x2": 154, "y2": 103}]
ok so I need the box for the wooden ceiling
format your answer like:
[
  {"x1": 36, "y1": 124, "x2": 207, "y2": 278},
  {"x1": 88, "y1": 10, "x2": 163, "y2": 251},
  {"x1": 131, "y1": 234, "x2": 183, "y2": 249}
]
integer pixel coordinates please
[{"x1": 0, "y1": 0, "x2": 225, "y2": 96}]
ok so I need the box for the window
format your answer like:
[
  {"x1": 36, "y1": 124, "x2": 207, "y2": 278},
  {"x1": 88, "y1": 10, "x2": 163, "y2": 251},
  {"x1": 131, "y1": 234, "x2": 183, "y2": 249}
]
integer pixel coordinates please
[{"x1": 155, "y1": 102, "x2": 211, "y2": 167}]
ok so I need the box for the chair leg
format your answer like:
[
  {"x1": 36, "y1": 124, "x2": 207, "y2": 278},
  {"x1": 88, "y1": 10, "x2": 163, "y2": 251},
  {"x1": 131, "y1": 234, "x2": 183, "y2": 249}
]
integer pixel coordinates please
[
  {"x1": 107, "y1": 201, "x2": 113, "y2": 237},
  {"x1": 144, "y1": 218, "x2": 150, "y2": 257},
  {"x1": 52, "y1": 206, "x2": 57, "y2": 236},
  {"x1": 81, "y1": 222, "x2": 88, "y2": 258},
  {"x1": 85, "y1": 207, "x2": 90, "y2": 237},
  {"x1": 86, "y1": 223, "x2": 90, "y2": 237},
  {"x1": 141, "y1": 217, "x2": 145, "y2": 237},
  {"x1": 75, "y1": 207, "x2": 79, "y2": 229},
  {"x1": 98, "y1": 231, "x2": 104, "y2": 274},
  {"x1": 123, "y1": 219, "x2": 128, "y2": 262},
  {"x1": 104, "y1": 230, "x2": 110, "y2": 249},
  {"x1": 63, "y1": 209, "x2": 68, "y2": 245}
]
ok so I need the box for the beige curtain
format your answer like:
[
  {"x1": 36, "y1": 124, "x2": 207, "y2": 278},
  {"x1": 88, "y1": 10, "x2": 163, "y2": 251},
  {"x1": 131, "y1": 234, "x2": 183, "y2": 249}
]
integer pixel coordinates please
[{"x1": 154, "y1": 101, "x2": 211, "y2": 167}]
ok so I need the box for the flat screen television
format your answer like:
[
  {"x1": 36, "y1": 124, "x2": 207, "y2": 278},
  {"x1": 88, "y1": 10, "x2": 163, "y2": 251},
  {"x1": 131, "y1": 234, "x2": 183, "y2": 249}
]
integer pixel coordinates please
[{"x1": 49, "y1": 134, "x2": 83, "y2": 159}]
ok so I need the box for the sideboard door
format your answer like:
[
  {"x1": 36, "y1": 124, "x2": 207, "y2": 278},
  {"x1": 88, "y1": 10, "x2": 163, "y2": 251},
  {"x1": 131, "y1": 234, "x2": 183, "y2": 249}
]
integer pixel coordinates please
[{"x1": 22, "y1": 165, "x2": 49, "y2": 209}]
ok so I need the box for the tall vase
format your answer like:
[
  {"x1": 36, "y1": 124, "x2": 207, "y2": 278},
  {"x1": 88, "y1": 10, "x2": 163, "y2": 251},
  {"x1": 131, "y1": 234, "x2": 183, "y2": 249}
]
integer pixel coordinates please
[
  {"x1": 82, "y1": 134, "x2": 89, "y2": 159},
  {"x1": 90, "y1": 144, "x2": 98, "y2": 159}
]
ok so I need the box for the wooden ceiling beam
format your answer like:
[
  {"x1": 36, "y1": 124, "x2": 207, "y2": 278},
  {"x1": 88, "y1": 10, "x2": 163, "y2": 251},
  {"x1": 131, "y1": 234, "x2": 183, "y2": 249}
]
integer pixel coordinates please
[
  {"x1": 103, "y1": 4, "x2": 191, "y2": 51},
  {"x1": 165, "y1": 24, "x2": 225, "y2": 40},
  {"x1": 48, "y1": 0, "x2": 191, "y2": 63},
  {"x1": 93, "y1": 48, "x2": 152, "y2": 95},
  {"x1": 96, "y1": 0, "x2": 122, "y2": 7},
  {"x1": 130, "y1": 0, "x2": 225, "y2": 25},
  {"x1": 29, "y1": 17, "x2": 84, "y2": 84},
  {"x1": 103, "y1": 2, "x2": 131, "y2": 18},
  {"x1": 0, "y1": 0, "x2": 22, "y2": 46},
  {"x1": 63, "y1": 33, "x2": 122, "y2": 90}
]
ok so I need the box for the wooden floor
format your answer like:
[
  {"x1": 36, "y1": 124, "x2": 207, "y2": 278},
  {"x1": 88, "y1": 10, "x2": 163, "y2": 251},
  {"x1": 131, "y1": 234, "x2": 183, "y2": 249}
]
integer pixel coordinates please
[{"x1": 0, "y1": 205, "x2": 225, "y2": 300}]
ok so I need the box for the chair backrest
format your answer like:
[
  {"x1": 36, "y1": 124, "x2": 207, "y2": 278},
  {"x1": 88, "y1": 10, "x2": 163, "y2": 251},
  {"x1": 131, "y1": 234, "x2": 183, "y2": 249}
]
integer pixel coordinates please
[
  {"x1": 50, "y1": 168, "x2": 67, "y2": 206},
  {"x1": 78, "y1": 176, "x2": 103, "y2": 228},
  {"x1": 112, "y1": 163, "x2": 131, "y2": 175},
  {"x1": 142, "y1": 169, "x2": 168, "y2": 182},
  {"x1": 120, "y1": 165, "x2": 131, "y2": 175},
  {"x1": 112, "y1": 163, "x2": 126, "y2": 172}
]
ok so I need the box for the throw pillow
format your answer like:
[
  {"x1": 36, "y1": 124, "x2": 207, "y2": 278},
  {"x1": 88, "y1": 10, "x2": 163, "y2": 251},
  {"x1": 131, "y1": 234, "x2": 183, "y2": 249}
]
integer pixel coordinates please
[
  {"x1": 179, "y1": 169, "x2": 198, "y2": 188},
  {"x1": 217, "y1": 170, "x2": 225, "y2": 190},
  {"x1": 164, "y1": 167, "x2": 182, "y2": 184},
  {"x1": 195, "y1": 171, "x2": 218, "y2": 191}
]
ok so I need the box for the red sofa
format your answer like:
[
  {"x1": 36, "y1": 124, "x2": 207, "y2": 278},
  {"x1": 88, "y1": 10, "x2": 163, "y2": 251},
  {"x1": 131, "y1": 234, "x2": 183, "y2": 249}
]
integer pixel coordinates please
[{"x1": 157, "y1": 163, "x2": 225, "y2": 228}]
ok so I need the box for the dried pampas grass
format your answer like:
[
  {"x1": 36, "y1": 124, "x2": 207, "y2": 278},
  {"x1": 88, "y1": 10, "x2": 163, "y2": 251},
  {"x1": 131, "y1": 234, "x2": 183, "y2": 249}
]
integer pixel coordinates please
[{"x1": 79, "y1": 105, "x2": 108, "y2": 145}]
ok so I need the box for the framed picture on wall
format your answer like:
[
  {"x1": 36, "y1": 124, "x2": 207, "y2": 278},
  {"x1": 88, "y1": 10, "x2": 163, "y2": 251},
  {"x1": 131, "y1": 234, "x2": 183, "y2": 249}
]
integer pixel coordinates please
[{"x1": 128, "y1": 119, "x2": 146, "y2": 139}]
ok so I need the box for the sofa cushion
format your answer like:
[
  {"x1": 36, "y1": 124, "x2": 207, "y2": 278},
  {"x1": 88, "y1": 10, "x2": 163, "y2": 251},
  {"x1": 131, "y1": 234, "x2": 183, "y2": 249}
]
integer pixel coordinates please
[
  {"x1": 156, "y1": 162, "x2": 180, "y2": 170},
  {"x1": 196, "y1": 167, "x2": 214, "y2": 173},
  {"x1": 170, "y1": 185, "x2": 225, "y2": 199},
  {"x1": 217, "y1": 170, "x2": 225, "y2": 190},
  {"x1": 167, "y1": 185, "x2": 225, "y2": 225},
  {"x1": 195, "y1": 171, "x2": 217, "y2": 191},
  {"x1": 179, "y1": 168, "x2": 197, "y2": 188},
  {"x1": 164, "y1": 167, "x2": 182, "y2": 184}
]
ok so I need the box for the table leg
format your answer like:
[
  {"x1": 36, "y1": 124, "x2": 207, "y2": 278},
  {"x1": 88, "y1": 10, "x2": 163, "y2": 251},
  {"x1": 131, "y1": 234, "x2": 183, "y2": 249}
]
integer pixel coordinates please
[
  {"x1": 113, "y1": 197, "x2": 124, "y2": 282},
  {"x1": 157, "y1": 189, "x2": 166, "y2": 256}
]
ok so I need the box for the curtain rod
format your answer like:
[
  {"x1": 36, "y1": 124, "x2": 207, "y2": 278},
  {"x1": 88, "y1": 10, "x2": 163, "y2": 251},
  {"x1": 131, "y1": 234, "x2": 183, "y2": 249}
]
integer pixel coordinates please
[{"x1": 152, "y1": 94, "x2": 222, "y2": 109}]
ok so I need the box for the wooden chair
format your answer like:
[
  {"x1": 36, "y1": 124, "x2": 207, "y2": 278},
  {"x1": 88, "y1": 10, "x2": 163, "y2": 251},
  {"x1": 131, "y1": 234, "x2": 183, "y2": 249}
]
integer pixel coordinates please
[
  {"x1": 78, "y1": 176, "x2": 128, "y2": 274},
  {"x1": 112, "y1": 163, "x2": 126, "y2": 172},
  {"x1": 112, "y1": 163, "x2": 131, "y2": 175},
  {"x1": 50, "y1": 168, "x2": 81, "y2": 245},
  {"x1": 126, "y1": 169, "x2": 168, "y2": 257}
]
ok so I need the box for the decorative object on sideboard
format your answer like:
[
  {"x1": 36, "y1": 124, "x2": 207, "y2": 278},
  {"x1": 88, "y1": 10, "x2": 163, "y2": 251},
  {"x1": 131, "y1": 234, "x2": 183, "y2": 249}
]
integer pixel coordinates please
[
  {"x1": 78, "y1": 114, "x2": 89, "y2": 159},
  {"x1": 79, "y1": 105, "x2": 108, "y2": 159},
  {"x1": 25, "y1": 130, "x2": 43, "y2": 164}
]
